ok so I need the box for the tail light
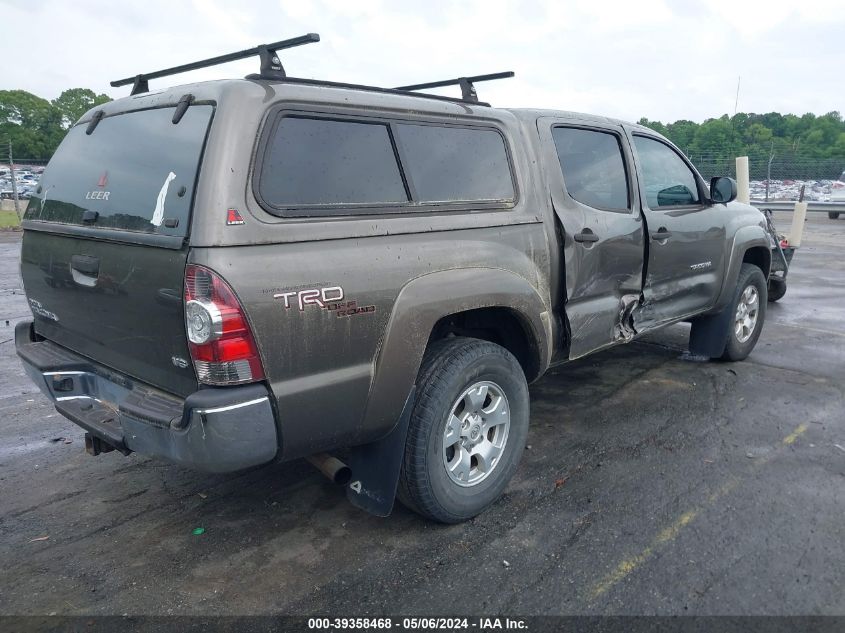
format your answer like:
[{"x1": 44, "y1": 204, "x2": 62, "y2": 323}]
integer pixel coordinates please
[{"x1": 184, "y1": 264, "x2": 265, "y2": 385}]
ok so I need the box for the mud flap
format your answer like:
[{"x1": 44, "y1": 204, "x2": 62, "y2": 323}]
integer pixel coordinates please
[
  {"x1": 689, "y1": 305, "x2": 733, "y2": 358},
  {"x1": 345, "y1": 387, "x2": 416, "y2": 517}
]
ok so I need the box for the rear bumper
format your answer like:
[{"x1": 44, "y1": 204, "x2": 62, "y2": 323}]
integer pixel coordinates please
[{"x1": 15, "y1": 320, "x2": 278, "y2": 473}]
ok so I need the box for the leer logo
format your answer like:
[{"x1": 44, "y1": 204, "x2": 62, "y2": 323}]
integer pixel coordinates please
[
  {"x1": 85, "y1": 171, "x2": 111, "y2": 201},
  {"x1": 226, "y1": 208, "x2": 245, "y2": 225}
]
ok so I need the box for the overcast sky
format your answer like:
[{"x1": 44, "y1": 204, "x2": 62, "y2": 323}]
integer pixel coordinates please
[{"x1": 2, "y1": 0, "x2": 842, "y2": 123}]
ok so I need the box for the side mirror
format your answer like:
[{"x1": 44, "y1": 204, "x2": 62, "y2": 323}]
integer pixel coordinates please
[{"x1": 710, "y1": 176, "x2": 737, "y2": 204}]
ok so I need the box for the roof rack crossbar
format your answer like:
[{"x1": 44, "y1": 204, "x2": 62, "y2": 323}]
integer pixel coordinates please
[
  {"x1": 395, "y1": 71, "x2": 514, "y2": 103},
  {"x1": 110, "y1": 33, "x2": 320, "y2": 95}
]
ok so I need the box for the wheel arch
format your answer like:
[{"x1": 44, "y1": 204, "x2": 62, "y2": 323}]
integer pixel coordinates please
[
  {"x1": 427, "y1": 306, "x2": 542, "y2": 382},
  {"x1": 742, "y1": 245, "x2": 772, "y2": 277},
  {"x1": 358, "y1": 268, "x2": 552, "y2": 446},
  {"x1": 710, "y1": 225, "x2": 771, "y2": 314}
]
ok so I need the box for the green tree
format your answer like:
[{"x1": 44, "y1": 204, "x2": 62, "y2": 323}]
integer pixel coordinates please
[
  {"x1": 665, "y1": 120, "x2": 698, "y2": 152},
  {"x1": 1, "y1": 88, "x2": 111, "y2": 160},
  {"x1": 0, "y1": 90, "x2": 64, "y2": 159},
  {"x1": 744, "y1": 122, "x2": 773, "y2": 147},
  {"x1": 639, "y1": 111, "x2": 844, "y2": 161},
  {"x1": 691, "y1": 116, "x2": 741, "y2": 156},
  {"x1": 833, "y1": 132, "x2": 845, "y2": 157},
  {"x1": 51, "y1": 88, "x2": 111, "y2": 129},
  {"x1": 637, "y1": 117, "x2": 667, "y2": 137}
]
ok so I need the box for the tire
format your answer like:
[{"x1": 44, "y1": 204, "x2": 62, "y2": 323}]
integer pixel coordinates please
[
  {"x1": 720, "y1": 263, "x2": 767, "y2": 361},
  {"x1": 767, "y1": 277, "x2": 787, "y2": 302},
  {"x1": 398, "y1": 337, "x2": 530, "y2": 523},
  {"x1": 828, "y1": 212, "x2": 840, "y2": 220}
]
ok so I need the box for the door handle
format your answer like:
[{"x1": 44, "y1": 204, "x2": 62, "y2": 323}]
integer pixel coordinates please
[
  {"x1": 573, "y1": 231, "x2": 600, "y2": 243},
  {"x1": 650, "y1": 228, "x2": 672, "y2": 241},
  {"x1": 70, "y1": 254, "x2": 100, "y2": 276},
  {"x1": 70, "y1": 254, "x2": 99, "y2": 288}
]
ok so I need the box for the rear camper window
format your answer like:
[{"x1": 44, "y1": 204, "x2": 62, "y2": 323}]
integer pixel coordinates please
[
  {"x1": 257, "y1": 114, "x2": 516, "y2": 215},
  {"x1": 25, "y1": 105, "x2": 213, "y2": 237},
  {"x1": 259, "y1": 116, "x2": 408, "y2": 207},
  {"x1": 394, "y1": 123, "x2": 514, "y2": 203}
]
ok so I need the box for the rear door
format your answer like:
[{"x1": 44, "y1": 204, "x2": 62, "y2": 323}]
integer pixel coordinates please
[
  {"x1": 538, "y1": 118, "x2": 646, "y2": 358},
  {"x1": 627, "y1": 132, "x2": 727, "y2": 328},
  {"x1": 20, "y1": 104, "x2": 214, "y2": 397}
]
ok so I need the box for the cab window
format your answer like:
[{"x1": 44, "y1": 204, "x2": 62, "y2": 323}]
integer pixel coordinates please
[
  {"x1": 633, "y1": 135, "x2": 700, "y2": 208},
  {"x1": 552, "y1": 127, "x2": 630, "y2": 211}
]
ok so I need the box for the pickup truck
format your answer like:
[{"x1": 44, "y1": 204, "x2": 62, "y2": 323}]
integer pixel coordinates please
[{"x1": 15, "y1": 40, "x2": 772, "y2": 523}]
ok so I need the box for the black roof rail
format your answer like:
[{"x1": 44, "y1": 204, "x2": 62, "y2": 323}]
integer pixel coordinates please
[
  {"x1": 395, "y1": 72, "x2": 515, "y2": 103},
  {"x1": 110, "y1": 33, "x2": 320, "y2": 95},
  {"x1": 110, "y1": 35, "x2": 513, "y2": 106}
]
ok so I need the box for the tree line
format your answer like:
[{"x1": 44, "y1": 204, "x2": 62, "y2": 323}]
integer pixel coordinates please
[
  {"x1": 638, "y1": 111, "x2": 845, "y2": 165},
  {"x1": 1, "y1": 88, "x2": 111, "y2": 159}
]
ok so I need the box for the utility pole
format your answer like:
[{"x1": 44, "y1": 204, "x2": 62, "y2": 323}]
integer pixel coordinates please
[
  {"x1": 8, "y1": 139, "x2": 21, "y2": 220},
  {"x1": 733, "y1": 76, "x2": 741, "y2": 116}
]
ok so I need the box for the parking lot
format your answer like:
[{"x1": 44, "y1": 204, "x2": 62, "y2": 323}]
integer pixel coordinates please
[{"x1": 0, "y1": 211, "x2": 843, "y2": 616}]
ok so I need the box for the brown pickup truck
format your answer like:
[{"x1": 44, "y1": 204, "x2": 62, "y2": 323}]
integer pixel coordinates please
[{"x1": 16, "y1": 36, "x2": 771, "y2": 522}]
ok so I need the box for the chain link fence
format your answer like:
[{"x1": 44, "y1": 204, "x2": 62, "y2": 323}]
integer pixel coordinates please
[
  {"x1": 688, "y1": 154, "x2": 845, "y2": 182},
  {"x1": 687, "y1": 153, "x2": 845, "y2": 202},
  {"x1": 1, "y1": 158, "x2": 49, "y2": 169}
]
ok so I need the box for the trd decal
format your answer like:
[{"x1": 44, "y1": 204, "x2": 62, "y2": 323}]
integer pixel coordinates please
[
  {"x1": 273, "y1": 285, "x2": 375, "y2": 318},
  {"x1": 274, "y1": 286, "x2": 344, "y2": 311}
]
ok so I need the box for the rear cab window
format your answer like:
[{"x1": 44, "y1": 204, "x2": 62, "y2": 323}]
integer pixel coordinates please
[
  {"x1": 255, "y1": 112, "x2": 515, "y2": 216},
  {"x1": 25, "y1": 105, "x2": 214, "y2": 239},
  {"x1": 552, "y1": 126, "x2": 630, "y2": 212}
]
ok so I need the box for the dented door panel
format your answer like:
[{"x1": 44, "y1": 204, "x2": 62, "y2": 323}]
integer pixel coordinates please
[{"x1": 537, "y1": 118, "x2": 646, "y2": 359}]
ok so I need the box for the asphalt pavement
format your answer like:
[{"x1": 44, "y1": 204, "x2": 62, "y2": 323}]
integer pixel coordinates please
[{"x1": 0, "y1": 212, "x2": 843, "y2": 616}]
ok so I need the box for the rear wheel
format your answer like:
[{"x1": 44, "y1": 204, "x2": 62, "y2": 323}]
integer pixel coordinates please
[
  {"x1": 721, "y1": 263, "x2": 767, "y2": 361},
  {"x1": 828, "y1": 212, "x2": 840, "y2": 220},
  {"x1": 398, "y1": 337, "x2": 529, "y2": 523}
]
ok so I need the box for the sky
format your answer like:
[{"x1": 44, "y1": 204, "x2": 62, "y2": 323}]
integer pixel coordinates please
[{"x1": 1, "y1": 0, "x2": 843, "y2": 123}]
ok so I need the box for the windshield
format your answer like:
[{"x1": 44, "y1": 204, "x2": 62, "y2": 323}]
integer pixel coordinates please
[{"x1": 24, "y1": 105, "x2": 213, "y2": 238}]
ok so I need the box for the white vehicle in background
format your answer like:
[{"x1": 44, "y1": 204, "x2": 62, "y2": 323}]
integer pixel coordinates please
[{"x1": 830, "y1": 171, "x2": 845, "y2": 219}]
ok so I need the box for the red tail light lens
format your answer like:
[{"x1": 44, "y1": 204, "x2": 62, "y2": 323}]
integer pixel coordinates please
[{"x1": 184, "y1": 264, "x2": 265, "y2": 385}]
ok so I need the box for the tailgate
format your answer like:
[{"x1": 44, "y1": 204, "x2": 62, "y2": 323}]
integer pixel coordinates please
[
  {"x1": 21, "y1": 232, "x2": 196, "y2": 396},
  {"x1": 20, "y1": 104, "x2": 214, "y2": 397}
]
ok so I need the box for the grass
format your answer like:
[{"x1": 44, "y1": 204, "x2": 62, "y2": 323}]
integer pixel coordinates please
[{"x1": 0, "y1": 210, "x2": 21, "y2": 228}]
